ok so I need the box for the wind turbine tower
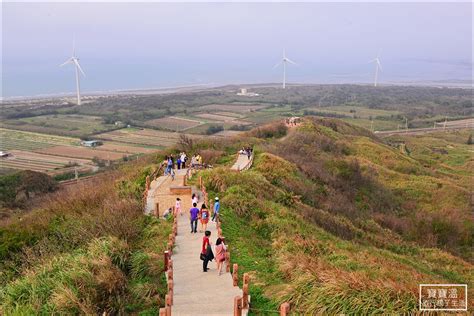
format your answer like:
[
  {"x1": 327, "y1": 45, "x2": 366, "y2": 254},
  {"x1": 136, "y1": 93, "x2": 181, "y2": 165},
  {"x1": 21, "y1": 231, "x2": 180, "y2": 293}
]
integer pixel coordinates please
[
  {"x1": 274, "y1": 50, "x2": 297, "y2": 89},
  {"x1": 371, "y1": 52, "x2": 382, "y2": 87},
  {"x1": 60, "y1": 40, "x2": 86, "y2": 105}
]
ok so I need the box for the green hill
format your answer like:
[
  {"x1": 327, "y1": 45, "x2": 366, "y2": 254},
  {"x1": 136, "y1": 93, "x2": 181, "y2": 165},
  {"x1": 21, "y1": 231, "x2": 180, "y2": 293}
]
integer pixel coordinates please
[
  {"x1": 198, "y1": 117, "x2": 472, "y2": 313},
  {"x1": 1, "y1": 117, "x2": 471, "y2": 314}
]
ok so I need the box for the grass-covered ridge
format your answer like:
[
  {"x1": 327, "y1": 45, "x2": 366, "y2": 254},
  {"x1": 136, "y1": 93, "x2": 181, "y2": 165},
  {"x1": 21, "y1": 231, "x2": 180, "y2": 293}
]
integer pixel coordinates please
[
  {"x1": 198, "y1": 118, "x2": 472, "y2": 314},
  {"x1": 0, "y1": 157, "x2": 171, "y2": 314}
]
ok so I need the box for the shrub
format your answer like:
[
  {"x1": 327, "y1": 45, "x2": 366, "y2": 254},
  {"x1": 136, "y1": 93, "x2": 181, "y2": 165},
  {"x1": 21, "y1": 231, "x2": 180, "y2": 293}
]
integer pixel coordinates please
[{"x1": 247, "y1": 121, "x2": 287, "y2": 139}]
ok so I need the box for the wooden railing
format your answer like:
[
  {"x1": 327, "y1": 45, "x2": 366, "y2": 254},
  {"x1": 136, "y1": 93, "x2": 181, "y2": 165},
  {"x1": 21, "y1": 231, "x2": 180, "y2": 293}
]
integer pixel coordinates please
[
  {"x1": 239, "y1": 152, "x2": 254, "y2": 171},
  {"x1": 159, "y1": 213, "x2": 178, "y2": 316}
]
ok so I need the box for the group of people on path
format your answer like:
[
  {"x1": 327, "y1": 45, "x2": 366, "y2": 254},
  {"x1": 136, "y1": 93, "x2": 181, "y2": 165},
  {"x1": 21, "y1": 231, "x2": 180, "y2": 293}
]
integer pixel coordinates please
[
  {"x1": 187, "y1": 193, "x2": 225, "y2": 274},
  {"x1": 238, "y1": 146, "x2": 253, "y2": 160},
  {"x1": 163, "y1": 152, "x2": 207, "y2": 179}
]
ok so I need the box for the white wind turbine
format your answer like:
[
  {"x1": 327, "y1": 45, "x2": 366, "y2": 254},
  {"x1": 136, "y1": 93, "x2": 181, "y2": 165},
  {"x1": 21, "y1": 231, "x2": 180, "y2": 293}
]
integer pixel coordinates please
[
  {"x1": 370, "y1": 51, "x2": 382, "y2": 87},
  {"x1": 274, "y1": 49, "x2": 297, "y2": 89},
  {"x1": 60, "y1": 40, "x2": 85, "y2": 105}
]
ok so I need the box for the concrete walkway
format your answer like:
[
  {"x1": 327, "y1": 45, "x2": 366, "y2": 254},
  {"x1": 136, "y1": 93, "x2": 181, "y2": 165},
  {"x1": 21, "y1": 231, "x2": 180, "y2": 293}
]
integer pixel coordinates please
[
  {"x1": 145, "y1": 166, "x2": 244, "y2": 315},
  {"x1": 145, "y1": 168, "x2": 190, "y2": 216},
  {"x1": 172, "y1": 209, "x2": 243, "y2": 315},
  {"x1": 231, "y1": 153, "x2": 252, "y2": 171}
]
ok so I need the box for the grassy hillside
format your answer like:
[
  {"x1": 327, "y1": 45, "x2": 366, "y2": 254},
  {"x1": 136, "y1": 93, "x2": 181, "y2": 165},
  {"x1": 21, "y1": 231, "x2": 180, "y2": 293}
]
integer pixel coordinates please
[
  {"x1": 0, "y1": 158, "x2": 171, "y2": 314},
  {"x1": 198, "y1": 118, "x2": 472, "y2": 313}
]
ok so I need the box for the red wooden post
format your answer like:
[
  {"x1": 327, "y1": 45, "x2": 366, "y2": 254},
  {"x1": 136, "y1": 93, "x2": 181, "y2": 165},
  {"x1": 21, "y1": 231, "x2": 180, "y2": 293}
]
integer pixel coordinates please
[
  {"x1": 159, "y1": 308, "x2": 167, "y2": 316},
  {"x1": 226, "y1": 252, "x2": 231, "y2": 273},
  {"x1": 155, "y1": 203, "x2": 160, "y2": 217},
  {"x1": 165, "y1": 294, "x2": 171, "y2": 307},
  {"x1": 233, "y1": 296, "x2": 243, "y2": 316},
  {"x1": 169, "y1": 289, "x2": 173, "y2": 305},
  {"x1": 163, "y1": 251, "x2": 169, "y2": 271},
  {"x1": 232, "y1": 263, "x2": 239, "y2": 286},
  {"x1": 243, "y1": 273, "x2": 249, "y2": 286},
  {"x1": 168, "y1": 258, "x2": 173, "y2": 270},
  {"x1": 168, "y1": 279, "x2": 173, "y2": 292},
  {"x1": 146, "y1": 176, "x2": 150, "y2": 190},
  {"x1": 167, "y1": 268, "x2": 173, "y2": 281},
  {"x1": 167, "y1": 242, "x2": 173, "y2": 255},
  {"x1": 242, "y1": 284, "x2": 249, "y2": 309},
  {"x1": 165, "y1": 306, "x2": 171, "y2": 316},
  {"x1": 280, "y1": 302, "x2": 290, "y2": 316}
]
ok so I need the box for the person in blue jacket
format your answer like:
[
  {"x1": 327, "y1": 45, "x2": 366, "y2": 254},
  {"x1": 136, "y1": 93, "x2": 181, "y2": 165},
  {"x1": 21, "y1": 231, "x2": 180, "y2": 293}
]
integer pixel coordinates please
[{"x1": 212, "y1": 197, "x2": 220, "y2": 222}]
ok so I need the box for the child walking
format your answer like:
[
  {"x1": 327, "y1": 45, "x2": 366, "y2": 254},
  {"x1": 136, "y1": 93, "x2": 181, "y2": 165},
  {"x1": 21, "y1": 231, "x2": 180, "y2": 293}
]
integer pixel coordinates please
[
  {"x1": 175, "y1": 198, "x2": 182, "y2": 216},
  {"x1": 199, "y1": 204, "x2": 209, "y2": 233}
]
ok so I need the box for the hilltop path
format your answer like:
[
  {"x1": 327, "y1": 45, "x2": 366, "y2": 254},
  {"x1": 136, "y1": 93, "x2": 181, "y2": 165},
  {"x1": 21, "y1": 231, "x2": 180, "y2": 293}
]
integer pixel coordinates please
[{"x1": 146, "y1": 155, "x2": 252, "y2": 315}]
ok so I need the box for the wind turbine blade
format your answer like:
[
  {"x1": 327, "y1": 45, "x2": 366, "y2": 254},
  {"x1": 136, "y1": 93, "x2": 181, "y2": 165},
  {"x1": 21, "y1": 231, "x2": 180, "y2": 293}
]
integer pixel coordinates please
[
  {"x1": 59, "y1": 58, "x2": 73, "y2": 67},
  {"x1": 286, "y1": 58, "x2": 297, "y2": 66},
  {"x1": 74, "y1": 59, "x2": 86, "y2": 77},
  {"x1": 273, "y1": 61, "x2": 283, "y2": 69}
]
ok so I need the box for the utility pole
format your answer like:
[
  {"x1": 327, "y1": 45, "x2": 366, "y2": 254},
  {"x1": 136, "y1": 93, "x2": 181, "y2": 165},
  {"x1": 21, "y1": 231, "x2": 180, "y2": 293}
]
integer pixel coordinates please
[
  {"x1": 370, "y1": 120, "x2": 374, "y2": 132},
  {"x1": 405, "y1": 117, "x2": 408, "y2": 134}
]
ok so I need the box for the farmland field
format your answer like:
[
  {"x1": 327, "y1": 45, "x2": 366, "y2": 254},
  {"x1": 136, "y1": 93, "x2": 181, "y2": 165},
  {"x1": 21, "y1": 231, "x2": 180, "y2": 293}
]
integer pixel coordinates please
[
  {"x1": 194, "y1": 113, "x2": 251, "y2": 125},
  {"x1": 145, "y1": 116, "x2": 202, "y2": 131},
  {"x1": 305, "y1": 105, "x2": 401, "y2": 119},
  {"x1": 95, "y1": 128, "x2": 201, "y2": 148},
  {"x1": 98, "y1": 143, "x2": 156, "y2": 154},
  {"x1": 34, "y1": 146, "x2": 128, "y2": 160},
  {"x1": 2, "y1": 114, "x2": 117, "y2": 136},
  {"x1": 0, "y1": 150, "x2": 93, "y2": 173},
  {"x1": 0, "y1": 128, "x2": 78, "y2": 151},
  {"x1": 199, "y1": 104, "x2": 267, "y2": 112},
  {"x1": 214, "y1": 112, "x2": 245, "y2": 118}
]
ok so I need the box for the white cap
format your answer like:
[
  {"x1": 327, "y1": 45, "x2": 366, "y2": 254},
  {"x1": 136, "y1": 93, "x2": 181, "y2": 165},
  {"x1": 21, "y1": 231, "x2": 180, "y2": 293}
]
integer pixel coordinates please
[{"x1": 215, "y1": 197, "x2": 219, "y2": 200}]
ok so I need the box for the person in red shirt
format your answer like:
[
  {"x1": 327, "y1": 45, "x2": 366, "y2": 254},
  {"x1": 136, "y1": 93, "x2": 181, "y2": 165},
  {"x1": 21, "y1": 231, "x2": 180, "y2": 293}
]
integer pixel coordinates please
[{"x1": 201, "y1": 230, "x2": 214, "y2": 272}]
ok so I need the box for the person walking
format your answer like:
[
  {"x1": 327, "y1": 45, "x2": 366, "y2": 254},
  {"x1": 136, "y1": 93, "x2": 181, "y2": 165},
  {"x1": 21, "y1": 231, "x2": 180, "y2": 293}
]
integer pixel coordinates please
[
  {"x1": 189, "y1": 202, "x2": 199, "y2": 233},
  {"x1": 214, "y1": 238, "x2": 226, "y2": 275},
  {"x1": 201, "y1": 230, "x2": 214, "y2": 272},
  {"x1": 165, "y1": 157, "x2": 173, "y2": 176},
  {"x1": 177, "y1": 156, "x2": 182, "y2": 170},
  {"x1": 192, "y1": 193, "x2": 199, "y2": 205},
  {"x1": 212, "y1": 197, "x2": 220, "y2": 222},
  {"x1": 181, "y1": 152, "x2": 187, "y2": 169},
  {"x1": 199, "y1": 203, "x2": 209, "y2": 232},
  {"x1": 175, "y1": 198, "x2": 182, "y2": 216},
  {"x1": 197, "y1": 154, "x2": 203, "y2": 166}
]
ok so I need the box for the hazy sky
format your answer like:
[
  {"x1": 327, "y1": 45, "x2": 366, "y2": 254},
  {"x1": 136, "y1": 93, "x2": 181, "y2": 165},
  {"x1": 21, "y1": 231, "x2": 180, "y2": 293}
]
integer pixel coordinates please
[{"x1": 2, "y1": 2, "x2": 472, "y2": 97}]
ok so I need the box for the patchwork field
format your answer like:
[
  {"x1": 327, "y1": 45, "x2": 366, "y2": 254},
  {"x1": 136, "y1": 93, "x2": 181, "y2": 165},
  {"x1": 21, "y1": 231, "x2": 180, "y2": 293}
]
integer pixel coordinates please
[
  {"x1": 145, "y1": 116, "x2": 202, "y2": 131},
  {"x1": 0, "y1": 128, "x2": 158, "y2": 174},
  {"x1": 2, "y1": 114, "x2": 117, "y2": 136},
  {"x1": 199, "y1": 104, "x2": 267, "y2": 112}
]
